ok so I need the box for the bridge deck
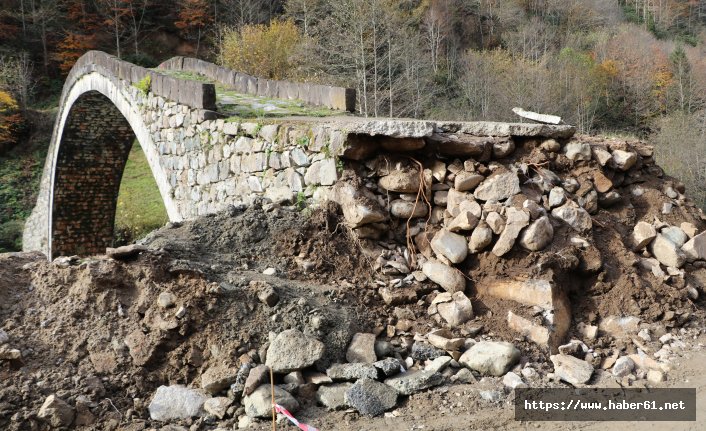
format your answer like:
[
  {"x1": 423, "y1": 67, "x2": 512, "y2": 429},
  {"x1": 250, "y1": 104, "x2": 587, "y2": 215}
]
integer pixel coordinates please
[{"x1": 158, "y1": 69, "x2": 350, "y2": 119}]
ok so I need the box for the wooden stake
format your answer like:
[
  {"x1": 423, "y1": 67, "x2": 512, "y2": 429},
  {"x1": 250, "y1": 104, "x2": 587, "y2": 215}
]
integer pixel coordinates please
[{"x1": 270, "y1": 366, "x2": 276, "y2": 431}]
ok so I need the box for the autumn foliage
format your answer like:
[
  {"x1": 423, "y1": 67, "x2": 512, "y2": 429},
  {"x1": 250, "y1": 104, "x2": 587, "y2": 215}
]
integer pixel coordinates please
[
  {"x1": 175, "y1": 0, "x2": 213, "y2": 56},
  {"x1": 0, "y1": 91, "x2": 23, "y2": 153},
  {"x1": 220, "y1": 19, "x2": 302, "y2": 80}
]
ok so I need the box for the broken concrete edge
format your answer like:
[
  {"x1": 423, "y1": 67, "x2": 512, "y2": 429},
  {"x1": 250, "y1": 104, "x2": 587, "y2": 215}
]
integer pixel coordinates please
[
  {"x1": 69, "y1": 51, "x2": 216, "y2": 110},
  {"x1": 478, "y1": 277, "x2": 571, "y2": 352},
  {"x1": 511, "y1": 107, "x2": 562, "y2": 125},
  {"x1": 264, "y1": 118, "x2": 577, "y2": 160},
  {"x1": 158, "y1": 56, "x2": 357, "y2": 113}
]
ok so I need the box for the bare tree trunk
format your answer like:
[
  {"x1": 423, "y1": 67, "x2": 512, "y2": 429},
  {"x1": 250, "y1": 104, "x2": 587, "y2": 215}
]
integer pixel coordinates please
[
  {"x1": 388, "y1": 34, "x2": 392, "y2": 118},
  {"x1": 196, "y1": 27, "x2": 201, "y2": 57},
  {"x1": 113, "y1": 1, "x2": 121, "y2": 59},
  {"x1": 372, "y1": 0, "x2": 378, "y2": 117},
  {"x1": 360, "y1": 23, "x2": 368, "y2": 117},
  {"x1": 20, "y1": 0, "x2": 26, "y2": 38}
]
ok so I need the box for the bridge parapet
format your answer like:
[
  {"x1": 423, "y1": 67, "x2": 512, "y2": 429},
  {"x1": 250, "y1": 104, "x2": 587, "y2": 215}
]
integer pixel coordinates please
[
  {"x1": 158, "y1": 56, "x2": 356, "y2": 112},
  {"x1": 69, "y1": 51, "x2": 216, "y2": 110}
]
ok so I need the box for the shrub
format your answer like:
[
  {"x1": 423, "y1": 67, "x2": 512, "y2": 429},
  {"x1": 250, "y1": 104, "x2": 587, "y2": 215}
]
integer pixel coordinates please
[
  {"x1": 0, "y1": 219, "x2": 24, "y2": 252},
  {"x1": 0, "y1": 91, "x2": 23, "y2": 154},
  {"x1": 219, "y1": 19, "x2": 302, "y2": 80},
  {"x1": 133, "y1": 75, "x2": 151, "y2": 95}
]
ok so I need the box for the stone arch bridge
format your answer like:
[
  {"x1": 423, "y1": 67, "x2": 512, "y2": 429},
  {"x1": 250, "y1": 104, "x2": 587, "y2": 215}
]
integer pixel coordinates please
[{"x1": 23, "y1": 51, "x2": 574, "y2": 260}]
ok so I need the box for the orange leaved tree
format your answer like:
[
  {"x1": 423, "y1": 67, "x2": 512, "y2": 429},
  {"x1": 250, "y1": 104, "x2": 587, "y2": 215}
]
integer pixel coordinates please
[{"x1": 175, "y1": 0, "x2": 212, "y2": 57}]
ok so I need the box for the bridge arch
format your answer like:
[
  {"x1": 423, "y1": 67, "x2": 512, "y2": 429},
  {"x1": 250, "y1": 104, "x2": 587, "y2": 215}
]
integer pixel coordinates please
[{"x1": 23, "y1": 52, "x2": 187, "y2": 259}]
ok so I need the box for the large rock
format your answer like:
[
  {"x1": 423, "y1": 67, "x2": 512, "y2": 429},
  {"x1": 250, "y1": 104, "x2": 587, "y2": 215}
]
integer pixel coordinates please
[
  {"x1": 373, "y1": 358, "x2": 402, "y2": 376},
  {"x1": 592, "y1": 171, "x2": 613, "y2": 193},
  {"x1": 447, "y1": 121, "x2": 576, "y2": 139},
  {"x1": 550, "y1": 354, "x2": 593, "y2": 385},
  {"x1": 447, "y1": 211, "x2": 479, "y2": 232},
  {"x1": 507, "y1": 311, "x2": 551, "y2": 347},
  {"x1": 390, "y1": 199, "x2": 428, "y2": 219},
  {"x1": 327, "y1": 363, "x2": 378, "y2": 381},
  {"x1": 427, "y1": 330, "x2": 465, "y2": 351},
  {"x1": 344, "y1": 379, "x2": 398, "y2": 417},
  {"x1": 650, "y1": 234, "x2": 686, "y2": 268},
  {"x1": 474, "y1": 172, "x2": 521, "y2": 201},
  {"x1": 332, "y1": 182, "x2": 387, "y2": 228},
  {"x1": 682, "y1": 231, "x2": 706, "y2": 261},
  {"x1": 203, "y1": 397, "x2": 232, "y2": 419},
  {"x1": 459, "y1": 341, "x2": 520, "y2": 376},
  {"x1": 468, "y1": 221, "x2": 494, "y2": 253},
  {"x1": 379, "y1": 170, "x2": 423, "y2": 193},
  {"x1": 106, "y1": 244, "x2": 148, "y2": 260},
  {"x1": 431, "y1": 229, "x2": 468, "y2": 264},
  {"x1": 384, "y1": 370, "x2": 444, "y2": 395},
  {"x1": 633, "y1": 221, "x2": 657, "y2": 250},
  {"x1": 611, "y1": 150, "x2": 637, "y2": 171},
  {"x1": 454, "y1": 172, "x2": 484, "y2": 192},
  {"x1": 563, "y1": 142, "x2": 591, "y2": 161},
  {"x1": 492, "y1": 207, "x2": 530, "y2": 257},
  {"x1": 493, "y1": 139, "x2": 516, "y2": 158},
  {"x1": 346, "y1": 333, "x2": 377, "y2": 363},
  {"x1": 612, "y1": 356, "x2": 635, "y2": 377},
  {"x1": 317, "y1": 383, "x2": 352, "y2": 410},
  {"x1": 201, "y1": 364, "x2": 239, "y2": 394},
  {"x1": 548, "y1": 187, "x2": 566, "y2": 208},
  {"x1": 503, "y1": 371, "x2": 527, "y2": 389},
  {"x1": 265, "y1": 329, "x2": 325, "y2": 373},
  {"x1": 551, "y1": 203, "x2": 592, "y2": 232},
  {"x1": 436, "y1": 291, "x2": 474, "y2": 327},
  {"x1": 518, "y1": 216, "x2": 554, "y2": 251},
  {"x1": 485, "y1": 212, "x2": 505, "y2": 234},
  {"x1": 598, "y1": 315, "x2": 641, "y2": 338},
  {"x1": 479, "y1": 279, "x2": 571, "y2": 348},
  {"x1": 592, "y1": 146, "x2": 612, "y2": 165},
  {"x1": 422, "y1": 259, "x2": 466, "y2": 293},
  {"x1": 661, "y1": 226, "x2": 688, "y2": 247},
  {"x1": 38, "y1": 395, "x2": 75, "y2": 428},
  {"x1": 148, "y1": 385, "x2": 208, "y2": 421},
  {"x1": 681, "y1": 222, "x2": 698, "y2": 238},
  {"x1": 243, "y1": 365, "x2": 268, "y2": 396},
  {"x1": 244, "y1": 385, "x2": 299, "y2": 418}
]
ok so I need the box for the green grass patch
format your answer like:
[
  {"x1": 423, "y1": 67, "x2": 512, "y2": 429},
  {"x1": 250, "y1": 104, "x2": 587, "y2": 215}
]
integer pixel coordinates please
[
  {"x1": 114, "y1": 143, "x2": 169, "y2": 245},
  {"x1": 157, "y1": 68, "x2": 346, "y2": 119}
]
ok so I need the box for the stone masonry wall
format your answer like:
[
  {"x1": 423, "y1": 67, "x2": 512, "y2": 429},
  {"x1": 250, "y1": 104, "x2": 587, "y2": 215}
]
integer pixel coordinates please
[{"x1": 23, "y1": 50, "x2": 580, "y2": 260}]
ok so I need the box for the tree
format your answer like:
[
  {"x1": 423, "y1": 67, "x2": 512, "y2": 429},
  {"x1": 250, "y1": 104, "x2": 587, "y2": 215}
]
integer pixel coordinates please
[
  {"x1": 0, "y1": 90, "x2": 23, "y2": 152},
  {"x1": 284, "y1": 0, "x2": 321, "y2": 36},
  {"x1": 0, "y1": 54, "x2": 34, "y2": 108},
  {"x1": 220, "y1": 19, "x2": 302, "y2": 79},
  {"x1": 95, "y1": 0, "x2": 131, "y2": 59},
  {"x1": 56, "y1": 32, "x2": 97, "y2": 73},
  {"x1": 216, "y1": 0, "x2": 282, "y2": 27},
  {"x1": 126, "y1": 0, "x2": 150, "y2": 57},
  {"x1": 175, "y1": 0, "x2": 212, "y2": 57}
]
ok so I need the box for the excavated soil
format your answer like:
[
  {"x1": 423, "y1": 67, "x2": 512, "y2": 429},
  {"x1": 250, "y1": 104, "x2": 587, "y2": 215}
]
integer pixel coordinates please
[{"x1": 3, "y1": 136, "x2": 706, "y2": 430}]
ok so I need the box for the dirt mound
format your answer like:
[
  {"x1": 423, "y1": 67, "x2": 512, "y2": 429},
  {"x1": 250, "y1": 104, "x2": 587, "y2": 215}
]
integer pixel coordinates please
[{"x1": 2, "y1": 135, "x2": 706, "y2": 430}]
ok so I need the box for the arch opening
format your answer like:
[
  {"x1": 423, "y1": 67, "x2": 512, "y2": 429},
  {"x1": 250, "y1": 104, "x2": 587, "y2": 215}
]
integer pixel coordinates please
[{"x1": 50, "y1": 91, "x2": 140, "y2": 257}]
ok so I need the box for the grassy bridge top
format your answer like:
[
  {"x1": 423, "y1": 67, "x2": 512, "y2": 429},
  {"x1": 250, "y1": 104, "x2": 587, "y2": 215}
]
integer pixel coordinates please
[{"x1": 158, "y1": 68, "x2": 347, "y2": 120}]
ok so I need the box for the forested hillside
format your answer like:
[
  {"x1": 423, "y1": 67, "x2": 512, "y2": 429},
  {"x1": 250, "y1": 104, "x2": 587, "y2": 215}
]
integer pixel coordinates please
[{"x1": 1, "y1": 0, "x2": 706, "y2": 251}]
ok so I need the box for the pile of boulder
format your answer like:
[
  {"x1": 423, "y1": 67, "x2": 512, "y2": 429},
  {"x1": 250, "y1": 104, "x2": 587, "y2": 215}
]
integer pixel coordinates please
[
  {"x1": 329, "y1": 128, "x2": 706, "y2": 348},
  {"x1": 146, "y1": 327, "x2": 529, "y2": 422},
  {"x1": 333, "y1": 134, "x2": 657, "y2": 289},
  {"x1": 633, "y1": 219, "x2": 706, "y2": 274}
]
